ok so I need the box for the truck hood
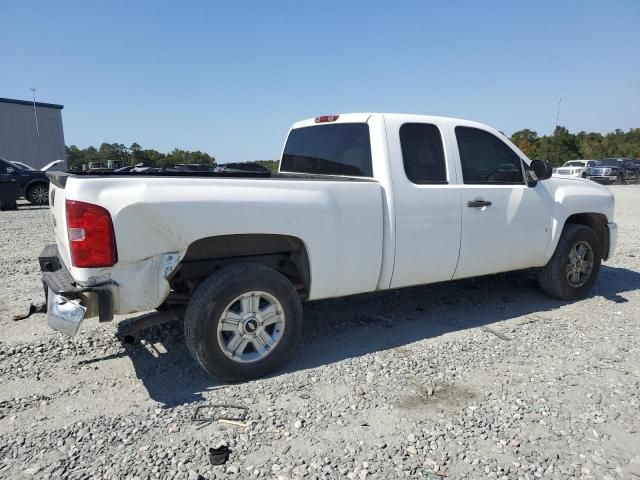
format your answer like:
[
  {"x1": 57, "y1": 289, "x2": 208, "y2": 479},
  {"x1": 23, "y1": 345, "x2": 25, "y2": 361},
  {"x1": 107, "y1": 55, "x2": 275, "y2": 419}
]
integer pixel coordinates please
[
  {"x1": 547, "y1": 175, "x2": 608, "y2": 189},
  {"x1": 41, "y1": 159, "x2": 65, "y2": 171},
  {"x1": 543, "y1": 176, "x2": 615, "y2": 222}
]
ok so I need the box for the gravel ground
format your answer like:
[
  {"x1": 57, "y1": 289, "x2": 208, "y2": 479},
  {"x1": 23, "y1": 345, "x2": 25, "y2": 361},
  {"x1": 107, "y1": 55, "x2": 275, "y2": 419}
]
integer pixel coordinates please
[{"x1": 1, "y1": 188, "x2": 639, "y2": 480}]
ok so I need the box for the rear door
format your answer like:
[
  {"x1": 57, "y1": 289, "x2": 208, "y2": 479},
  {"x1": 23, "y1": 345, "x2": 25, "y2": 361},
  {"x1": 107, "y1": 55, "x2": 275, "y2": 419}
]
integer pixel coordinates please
[
  {"x1": 385, "y1": 117, "x2": 462, "y2": 288},
  {"x1": 451, "y1": 125, "x2": 551, "y2": 279}
]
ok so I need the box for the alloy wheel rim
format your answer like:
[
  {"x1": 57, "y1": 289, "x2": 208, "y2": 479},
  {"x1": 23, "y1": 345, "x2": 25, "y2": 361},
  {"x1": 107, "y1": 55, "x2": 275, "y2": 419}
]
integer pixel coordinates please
[
  {"x1": 566, "y1": 240, "x2": 594, "y2": 288},
  {"x1": 32, "y1": 186, "x2": 48, "y2": 204},
  {"x1": 217, "y1": 291, "x2": 285, "y2": 363}
]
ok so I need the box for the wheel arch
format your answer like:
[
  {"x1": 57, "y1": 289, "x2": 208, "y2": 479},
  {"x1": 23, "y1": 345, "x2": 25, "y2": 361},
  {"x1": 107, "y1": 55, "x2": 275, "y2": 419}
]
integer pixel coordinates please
[
  {"x1": 170, "y1": 234, "x2": 311, "y2": 299},
  {"x1": 563, "y1": 212, "x2": 609, "y2": 259},
  {"x1": 25, "y1": 179, "x2": 49, "y2": 194}
]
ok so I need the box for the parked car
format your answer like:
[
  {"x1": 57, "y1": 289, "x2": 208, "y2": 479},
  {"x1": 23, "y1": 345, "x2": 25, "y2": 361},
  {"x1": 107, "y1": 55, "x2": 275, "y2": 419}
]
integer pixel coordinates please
[
  {"x1": 10, "y1": 159, "x2": 64, "y2": 172},
  {"x1": 40, "y1": 113, "x2": 617, "y2": 381},
  {"x1": 588, "y1": 158, "x2": 639, "y2": 184},
  {"x1": 214, "y1": 162, "x2": 271, "y2": 174},
  {"x1": 0, "y1": 156, "x2": 51, "y2": 205},
  {"x1": 553, "y1": 160, "x2": 597, "y2": 179},
  {"x1": 173, "y1": 164, "x2": 212, "y2": 172}
]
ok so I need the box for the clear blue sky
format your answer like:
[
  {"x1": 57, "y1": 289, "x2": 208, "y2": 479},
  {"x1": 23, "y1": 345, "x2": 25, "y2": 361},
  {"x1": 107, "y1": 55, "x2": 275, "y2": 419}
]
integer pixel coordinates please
[{"x1": 2, "y1": 0, "x2": 638, "y2": 162}]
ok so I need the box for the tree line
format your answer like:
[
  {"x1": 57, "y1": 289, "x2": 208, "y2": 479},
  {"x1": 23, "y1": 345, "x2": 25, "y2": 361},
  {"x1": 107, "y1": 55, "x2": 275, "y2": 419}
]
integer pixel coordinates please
[
  {"x1": 65, "y1": 142, "x2": 216, "y2": 170},
  {"x1": 66, "y1": 127, "x2": 640, "y2": 171},
  {"x1": 510, "y1": 127, "x2": 640, "y2": 166}
]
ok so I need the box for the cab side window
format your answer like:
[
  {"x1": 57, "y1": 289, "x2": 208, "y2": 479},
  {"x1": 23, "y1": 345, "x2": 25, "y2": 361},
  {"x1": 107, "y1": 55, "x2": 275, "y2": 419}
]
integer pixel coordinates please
[
  {"x1": 399, "y1": 123, "x2": 447, "y2": 184},
  {"x1": 455, "y1": 127, "x2": 524, "y2": 184}
]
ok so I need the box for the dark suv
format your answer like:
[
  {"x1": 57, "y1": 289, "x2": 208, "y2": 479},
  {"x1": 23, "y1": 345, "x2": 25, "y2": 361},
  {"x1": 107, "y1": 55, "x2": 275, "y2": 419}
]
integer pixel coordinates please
[
  {"x1": 0, "y1": 157, "x2": 51, "y2": 205},
  {"x1": 588, "y1": 158, "x2": 639, "y2": 185}
]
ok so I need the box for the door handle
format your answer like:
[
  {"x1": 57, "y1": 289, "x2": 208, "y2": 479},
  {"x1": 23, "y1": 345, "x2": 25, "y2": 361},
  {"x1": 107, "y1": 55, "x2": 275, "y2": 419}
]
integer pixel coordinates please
[{"x1": 467, "y1": 200, "x2": 492, "y2": 208}]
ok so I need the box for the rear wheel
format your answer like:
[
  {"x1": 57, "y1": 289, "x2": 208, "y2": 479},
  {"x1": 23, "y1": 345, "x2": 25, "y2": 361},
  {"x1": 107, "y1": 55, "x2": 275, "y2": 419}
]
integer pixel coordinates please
[
  {"x1": 26, "y1": 183, "x2": 49, "y2": 205},
  {"x1": 184, "y1": 263, "x2": 303, "y2": 382},
  {"x1": 539, "y1": 224, "x2": 601, "y2": 300}
]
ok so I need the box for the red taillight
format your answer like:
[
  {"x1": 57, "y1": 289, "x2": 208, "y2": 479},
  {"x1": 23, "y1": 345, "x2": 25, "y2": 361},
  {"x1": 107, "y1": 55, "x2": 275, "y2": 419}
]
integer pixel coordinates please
[
  {"x1": 66, "y1": 200, "x2": 117, "y2": 268},
  {"x1": 314, "y1": 114, "x2": 340, "y2": 123}
]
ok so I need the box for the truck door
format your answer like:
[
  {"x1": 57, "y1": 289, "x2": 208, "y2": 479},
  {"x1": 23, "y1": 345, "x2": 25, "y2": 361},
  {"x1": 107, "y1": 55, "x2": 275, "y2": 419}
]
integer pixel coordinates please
[
  {"x1": 451, "y1": 125, "x2": 551, "y2": 279},
  {"x1": 385, "y1": 118, "x2": 462, "y2": 288}
]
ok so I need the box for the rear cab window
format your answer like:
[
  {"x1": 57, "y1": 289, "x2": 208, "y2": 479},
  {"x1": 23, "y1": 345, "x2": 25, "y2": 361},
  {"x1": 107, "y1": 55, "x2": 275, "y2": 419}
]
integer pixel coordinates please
[
  {"x1": 399, "y1": 123, "x2": 447, "y2": 184},
  {"x1": 280, "y1": 123, "x2": 372, "y2": 177}
]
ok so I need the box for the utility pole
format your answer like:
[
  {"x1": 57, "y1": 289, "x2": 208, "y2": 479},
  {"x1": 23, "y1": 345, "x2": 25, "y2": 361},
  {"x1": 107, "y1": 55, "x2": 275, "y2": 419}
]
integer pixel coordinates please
[
  {"x1": 554, "y1": 97, "x2": 562, "y2": 131},
  {"x1": 30, "y1": 87, "x2": 40, "y2": 136}
]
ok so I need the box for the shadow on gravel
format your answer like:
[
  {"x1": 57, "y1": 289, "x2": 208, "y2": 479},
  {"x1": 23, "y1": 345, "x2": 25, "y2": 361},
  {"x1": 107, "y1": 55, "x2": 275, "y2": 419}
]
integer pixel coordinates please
[
  {"x1": 122, "y1": 265, "x2": 640, "y2": 406},
  {"x1": 106, "y1": 320, "x2": 217, "y2": 407}
]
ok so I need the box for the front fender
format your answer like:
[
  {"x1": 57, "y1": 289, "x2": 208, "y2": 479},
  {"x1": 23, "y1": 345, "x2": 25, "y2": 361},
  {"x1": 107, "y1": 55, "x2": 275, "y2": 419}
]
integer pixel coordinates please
[{"x1": 541, "y1": 178, "x2": 614, "y2": 263}]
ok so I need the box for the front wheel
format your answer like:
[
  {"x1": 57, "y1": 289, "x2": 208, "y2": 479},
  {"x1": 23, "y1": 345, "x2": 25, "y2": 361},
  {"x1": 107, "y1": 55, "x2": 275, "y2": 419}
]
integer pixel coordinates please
[
  {"x1": 184, "y1": 264, "x2": 303, "y2": 382},
  {"x1": 538, "y1": 224, "x2": 601, "y2": 300}
]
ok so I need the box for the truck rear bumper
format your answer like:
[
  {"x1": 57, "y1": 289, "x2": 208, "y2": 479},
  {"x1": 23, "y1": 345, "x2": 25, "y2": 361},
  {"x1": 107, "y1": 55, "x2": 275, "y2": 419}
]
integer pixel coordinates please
[{"x1": 40, "y1": 244, "x2": 114, "y2": 336}]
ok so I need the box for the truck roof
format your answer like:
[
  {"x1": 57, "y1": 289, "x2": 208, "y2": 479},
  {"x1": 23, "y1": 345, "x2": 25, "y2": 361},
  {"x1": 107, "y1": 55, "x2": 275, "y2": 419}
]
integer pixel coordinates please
[{"x1": 291, "y1": 113, "x2": 497, "y2": 133}]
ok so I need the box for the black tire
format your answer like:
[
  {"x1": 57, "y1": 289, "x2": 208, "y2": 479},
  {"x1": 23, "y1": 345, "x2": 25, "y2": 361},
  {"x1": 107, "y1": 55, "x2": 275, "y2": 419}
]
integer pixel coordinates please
[
  {"x1": 26, "y1": 183, "x2": 49, "y2": 205},
  {"x1": 616, "y1": 174, "x2": 623, "y2": 185},
  {"x1": 635, "y1": 172, "x2": 639, "y2": 185},
  {"x1": 0, "y1": 200, "x2": 17, "y2": 211},
  {"x1": 539, "y1": 224, "x2": 601, "y2": 300},
  {"x1": 184, "y1": 263, "x2": 303, "y2": 382},
  {"x1": 581, "y1": 172, "x2": 587, "y2": 178}
]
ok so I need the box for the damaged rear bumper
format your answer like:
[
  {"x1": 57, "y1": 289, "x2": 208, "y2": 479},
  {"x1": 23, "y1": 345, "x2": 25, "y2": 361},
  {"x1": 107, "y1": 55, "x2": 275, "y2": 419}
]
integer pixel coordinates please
[{"x1": 40, "y1": 244, "x2": 114, "y2": 336}]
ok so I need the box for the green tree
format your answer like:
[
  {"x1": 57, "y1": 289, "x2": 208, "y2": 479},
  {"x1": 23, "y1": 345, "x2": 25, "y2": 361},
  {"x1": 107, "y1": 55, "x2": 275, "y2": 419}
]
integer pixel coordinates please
[
  {"x1": 535, "y1": 126, "x2": 581, "y2": 166},
  {"x1": 66, "y1": 145, "x2": 83, "y2": 169},
  {"x1": 253, "y1": 160, "x2": 279, "y2": 172},
  {"x1": 510, "y1": 129, "x2": 539, "y2": 158},
  {"x1": 129, "y1": 142, "x2": 144, "y2": 164}
]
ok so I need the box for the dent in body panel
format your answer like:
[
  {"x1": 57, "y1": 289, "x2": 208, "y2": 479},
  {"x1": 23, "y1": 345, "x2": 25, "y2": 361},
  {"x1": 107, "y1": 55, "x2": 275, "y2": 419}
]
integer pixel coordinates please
[{"x1": 67, "y1": 175, "x2": 384, "y2": 305}]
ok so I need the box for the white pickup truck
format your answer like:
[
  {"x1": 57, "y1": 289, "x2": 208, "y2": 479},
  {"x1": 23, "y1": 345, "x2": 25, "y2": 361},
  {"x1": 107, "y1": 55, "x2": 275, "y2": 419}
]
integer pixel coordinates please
[{"x1": 41, "y1": 113, "x2": 617, "y2": 381}]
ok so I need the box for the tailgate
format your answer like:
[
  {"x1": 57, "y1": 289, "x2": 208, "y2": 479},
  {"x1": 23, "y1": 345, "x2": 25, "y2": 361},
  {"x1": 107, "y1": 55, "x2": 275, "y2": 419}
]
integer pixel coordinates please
[{"x1": 47, "y1": 172, "x2": 72, "y2": 268}]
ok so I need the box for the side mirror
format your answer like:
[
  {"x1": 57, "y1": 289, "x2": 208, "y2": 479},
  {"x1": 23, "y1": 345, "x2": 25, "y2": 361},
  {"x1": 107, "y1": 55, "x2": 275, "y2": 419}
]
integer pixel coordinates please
[{"x1": 530, "y1": 160, "x2": 553, "y2": 181}]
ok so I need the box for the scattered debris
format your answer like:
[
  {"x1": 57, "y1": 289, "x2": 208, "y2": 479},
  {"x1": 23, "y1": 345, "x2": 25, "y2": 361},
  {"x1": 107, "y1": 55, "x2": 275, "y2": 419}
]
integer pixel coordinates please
[
  {"x1": 481, "y1": 326, "x2": 512, "y2": 341},
  {"x1": 192, "y1": 404, "x2": 248, "y2": 429},
  {"x1": 12, "y1": 302, "x2": 46, "y2": 321},
  {"x1": 217, "y1": 419, "x2": 248, "y2": 428},
  {"x1": 208, "y1": 444, "x2": 230, "y2": 466}
]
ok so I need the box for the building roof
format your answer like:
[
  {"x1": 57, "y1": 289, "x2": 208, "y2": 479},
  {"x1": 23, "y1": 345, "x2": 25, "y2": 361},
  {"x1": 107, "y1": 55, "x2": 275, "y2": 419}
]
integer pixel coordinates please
[{"x1": 0, "y1": 97, "x2": 64, "y2": 110}]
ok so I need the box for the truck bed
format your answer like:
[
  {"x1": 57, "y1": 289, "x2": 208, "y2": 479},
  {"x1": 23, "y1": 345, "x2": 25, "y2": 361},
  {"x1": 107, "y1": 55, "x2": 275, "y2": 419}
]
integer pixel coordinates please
[
  {"x1": 47, "y1": 170, "x2": 376, "y2": 189},
  {"x1": 47, "y1": 169, "x2": 385, "y2": 311}
]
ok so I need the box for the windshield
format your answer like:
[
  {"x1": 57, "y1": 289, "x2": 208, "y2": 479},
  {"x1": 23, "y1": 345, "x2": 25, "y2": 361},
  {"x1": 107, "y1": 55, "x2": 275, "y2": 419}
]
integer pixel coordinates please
[
  {"x1": 562, "y1": 161, "x2": 585, "y2": 167},
  {"x1": 281, "y1": 123, "x2": 373, "y2": 177},
  {"x1": 596, "y1": 159, "x2": 621, "y2": 167}
]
